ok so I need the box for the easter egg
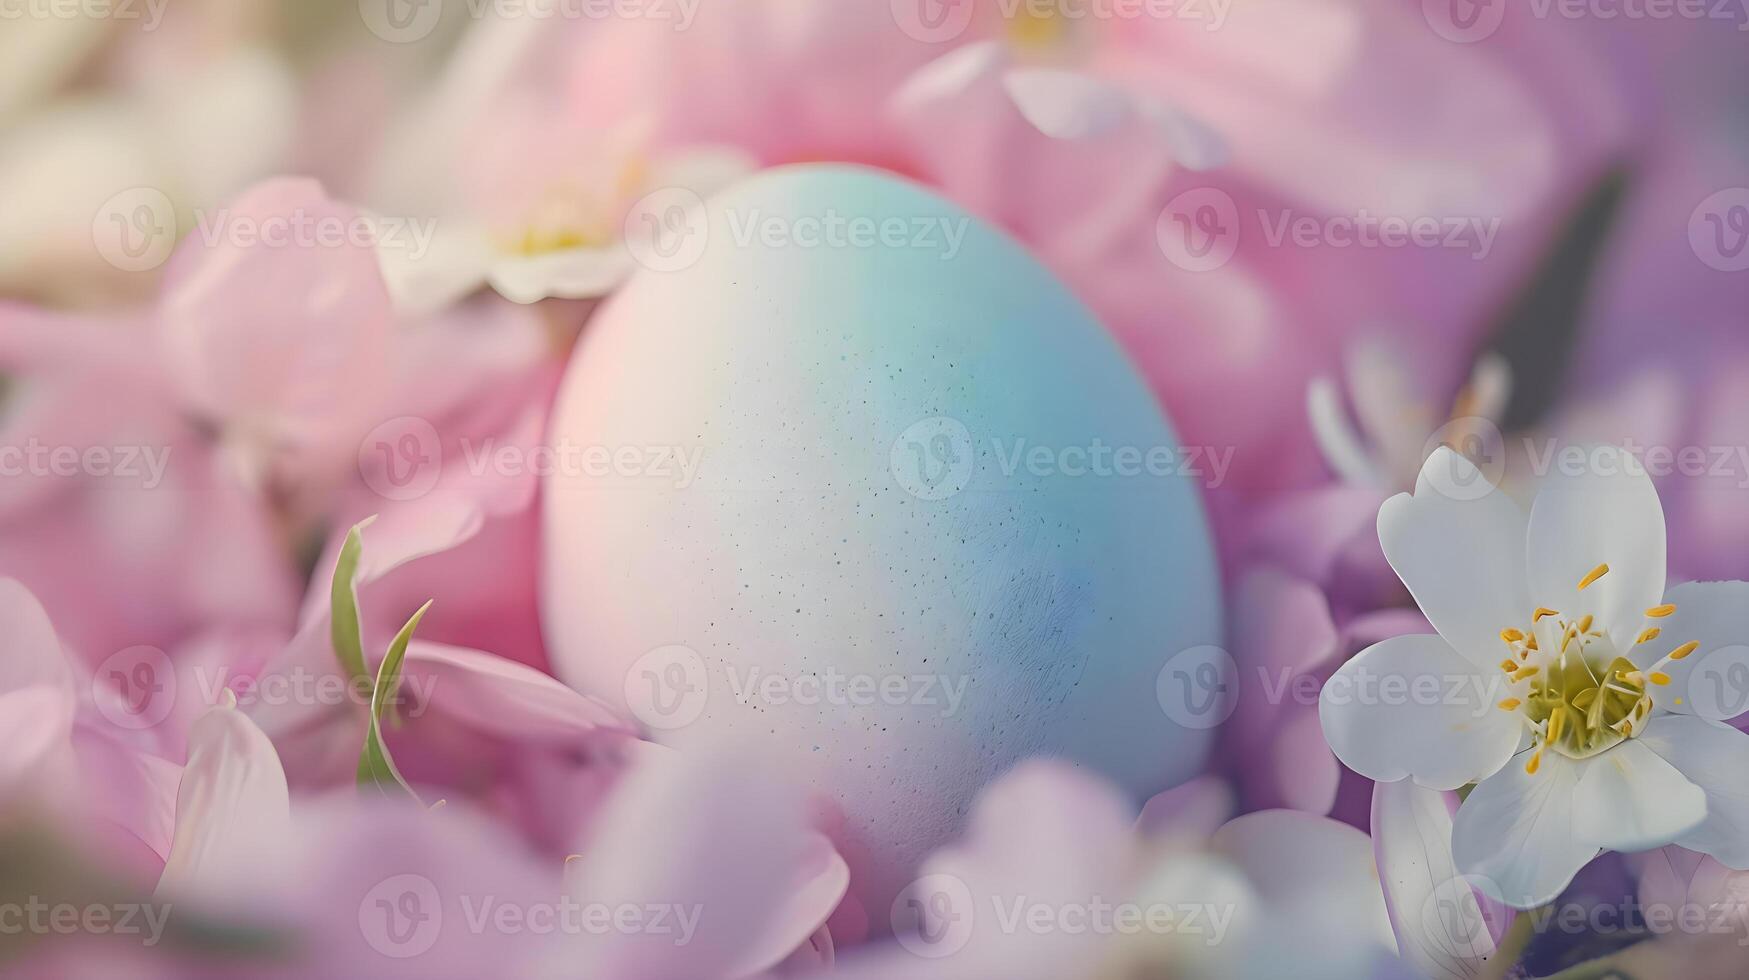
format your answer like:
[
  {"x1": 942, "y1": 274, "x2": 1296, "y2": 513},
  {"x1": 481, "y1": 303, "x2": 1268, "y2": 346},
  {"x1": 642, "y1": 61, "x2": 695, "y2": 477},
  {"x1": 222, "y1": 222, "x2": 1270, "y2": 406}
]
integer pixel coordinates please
[{"x1": 542, "y1": 165, "x2": 1221, "y2": 911}]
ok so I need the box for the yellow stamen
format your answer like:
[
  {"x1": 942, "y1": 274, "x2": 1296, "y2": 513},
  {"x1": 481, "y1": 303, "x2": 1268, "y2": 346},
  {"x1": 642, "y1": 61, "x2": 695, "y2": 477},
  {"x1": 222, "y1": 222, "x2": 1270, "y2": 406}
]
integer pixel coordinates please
[
  {"x1": 1534, "y1": 607, "x2": 1560, "y2": 622},
  {"x1": 1547, "y1": 706, "x2": 1568, "y2": 746},
  {"x1": 1498, "y1": 698, "x2": 1522, "y2": 711},
  {"x1": 1577, "y1": 614, "x2": 1594, "y2": 634},
  {"x1": 1510, "y1": 665, "x2": 1540, "y2": 682},
  {"x1": 1500, "y1": 659, "x2": 1519, "y2": 673},
  {"x1": 1649, "y1": 672, "x2": 1672, "y2": 686},
  {"x1": 1646, "y1": 604, "x2": 1677, "y2": 618},
  {"x1": 1501, "y1": 628, "x2": 1525, "y2": 644},
  {"x1": 1526, "y1": 750, "x2": 1543, "y2": 775},
  {"x1": 1669, "y1": 641, "x2": 1700, "y2": 661},
  {"x1": 1525, "y1": 634, "x2": 1539, "y2": 651},
  {"x1": 1579, "y1": 564, "x2": 1610, "y2": 590},
  {"x1": 1636, "y1": 628, "x2": 1662, "y2": 645}
]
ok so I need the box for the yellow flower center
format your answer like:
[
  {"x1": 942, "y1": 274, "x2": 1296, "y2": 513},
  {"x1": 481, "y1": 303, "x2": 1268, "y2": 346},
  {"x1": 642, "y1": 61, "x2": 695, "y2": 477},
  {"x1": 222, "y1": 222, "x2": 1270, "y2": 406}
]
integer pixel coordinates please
[
  {"x1": 1006, "y1": 7, "x2": 1074, "y2": 52},
  {"x1": 494, "y1": 158, "x2": 650, "y2": 258},
  {"x1": 1499, "y1": 564, "x2": 1696, "y2": 774}
]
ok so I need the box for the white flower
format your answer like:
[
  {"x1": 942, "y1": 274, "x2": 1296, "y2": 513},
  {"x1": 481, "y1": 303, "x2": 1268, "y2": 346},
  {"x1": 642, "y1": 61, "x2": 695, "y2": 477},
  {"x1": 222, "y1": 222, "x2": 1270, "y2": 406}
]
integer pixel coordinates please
[
  {"x1": 1307, "y1": 342, "x2": 1511, "y2": 492},
  {"x1": 364, "y1": 14, "x2": 752, "y2": 315},
  {"x1": 1320, "y1": 445, "x2": 1749, "y2": 908}
]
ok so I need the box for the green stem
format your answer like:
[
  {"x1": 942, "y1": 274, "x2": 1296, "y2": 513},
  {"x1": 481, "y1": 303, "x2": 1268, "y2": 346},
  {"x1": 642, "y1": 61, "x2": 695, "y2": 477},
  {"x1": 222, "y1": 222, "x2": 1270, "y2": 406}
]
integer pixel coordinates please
[
  {"x1": 1479, "y1": 910, "x2": 1538, "y2": 980},
  {"x1": 1538, "y1": 954, "x2": 1629, "y2": 980}
]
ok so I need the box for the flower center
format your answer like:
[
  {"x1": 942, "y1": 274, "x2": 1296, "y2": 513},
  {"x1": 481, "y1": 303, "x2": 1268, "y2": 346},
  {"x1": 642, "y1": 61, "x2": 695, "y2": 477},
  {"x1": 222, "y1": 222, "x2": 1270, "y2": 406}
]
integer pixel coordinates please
[
  {"x1": 1497, "y1": 564, "x2": 1696, "y2": 773},
  {"x1": 494, "y1": 158, "x2": 650, "y2": 259},
  {"x1": 1006, "y1": 8, "x2": 1074, "y2": 52}
]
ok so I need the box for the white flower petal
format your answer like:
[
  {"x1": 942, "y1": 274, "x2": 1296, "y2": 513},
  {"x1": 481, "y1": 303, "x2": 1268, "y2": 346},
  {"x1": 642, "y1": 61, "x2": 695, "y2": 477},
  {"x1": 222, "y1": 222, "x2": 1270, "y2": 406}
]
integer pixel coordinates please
[
  {"x1": 646, "y1": 147, "x2": 757, "y2": 201},
  {"x1": 1639, "y1": 715, "x2": 1749, "y2": 869},
  {"x1": 487, "y1": 246, "x2": 633, "y2": 305},
  {"x1": 0, "y1": 578, "x2": 73, "y2": 697},
  {"x1": 1571, "y1": 739, "x2": 1706, "y2": 853},
  {"x1": 1525, "y1": 444, "x2": 1667, "y2": 643},
  {"x1": 1635, "y1": 581, "x2": 1749, "y2": 718},
  {"x1": 0, "y1": 686, "x2": 74, "y2": 792},
  {"x1": 1319, "y1": 634, "x2": 1519, "y2": 790},
  {"x1": 1346, "y1": 342, "x2": 1436, "y2": 488},
  {"x1": 1133, "y1": 98, "x2": 1228, "y2": 171},
  {"x1": 1379, "y1": 449, "x2": 1531, "y2": 664},
  {"x1": 1452, "y1": 752, "x2": 1600, "y2": 908},
  {"x1": 1307, "y1": 376, "x2": 1386, "y2": 488},
  {"x1": 1001, "y1": 69, "x2": 1134, "y2": 140},
  {"x1": 156, "y1": 699, "x2": 290, "y2": 897},
  {"x1": 891, "y1": 41, "x2": 1008, "y2": 114},
  {"x1": 376, "y1": 221, "x2": 495, "y2": 317},
  {"x1": 1212, "y1": 810, "x2": 1397, "y2": 955},
  {"x1": 1373, "y1": 781, "x2": 1501, "y2": 979}
]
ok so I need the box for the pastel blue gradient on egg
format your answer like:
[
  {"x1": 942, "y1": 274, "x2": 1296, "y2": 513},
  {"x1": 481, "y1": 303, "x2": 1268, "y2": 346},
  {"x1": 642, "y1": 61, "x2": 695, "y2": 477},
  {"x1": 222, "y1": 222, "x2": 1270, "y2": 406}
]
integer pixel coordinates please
[{"x1": 543, "y1": 164, "x2": 1222, "y2": 911}]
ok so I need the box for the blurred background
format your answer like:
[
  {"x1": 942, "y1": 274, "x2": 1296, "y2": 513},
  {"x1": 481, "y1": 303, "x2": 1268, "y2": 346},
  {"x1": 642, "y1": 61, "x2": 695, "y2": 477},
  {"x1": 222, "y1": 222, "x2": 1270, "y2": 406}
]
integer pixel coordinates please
[{"x1": 1, "y1": 1, "x2": 1747, "y2": 975}]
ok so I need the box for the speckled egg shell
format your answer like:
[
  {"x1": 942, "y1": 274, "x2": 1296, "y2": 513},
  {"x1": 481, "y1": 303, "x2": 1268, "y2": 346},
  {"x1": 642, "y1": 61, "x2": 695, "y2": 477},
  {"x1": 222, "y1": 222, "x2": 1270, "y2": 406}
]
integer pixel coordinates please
[{"x1": 542, "y1": 164, "x2": 1221, "y2": 912}]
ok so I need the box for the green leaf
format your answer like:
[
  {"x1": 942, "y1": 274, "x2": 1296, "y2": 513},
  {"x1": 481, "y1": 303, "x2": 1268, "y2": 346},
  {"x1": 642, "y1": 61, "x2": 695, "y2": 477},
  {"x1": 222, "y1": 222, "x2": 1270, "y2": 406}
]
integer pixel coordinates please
[
  {"x1": 329, "y1": 517, "x2": 376, "y2": 686},
  {"x1": 356, "y1": 599, "x2": 433, "y2": 800}
]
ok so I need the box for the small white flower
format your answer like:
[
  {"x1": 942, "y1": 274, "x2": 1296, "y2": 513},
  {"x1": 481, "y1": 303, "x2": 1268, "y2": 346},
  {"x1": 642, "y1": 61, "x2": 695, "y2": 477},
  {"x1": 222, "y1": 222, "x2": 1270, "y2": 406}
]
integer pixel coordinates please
[
  {"x1": 1307, "y1": 342, "x2": 1511, "y2": 492},
  {"x1": 1320, "y1": 445, "x2": 1749, "y2": 908}
]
